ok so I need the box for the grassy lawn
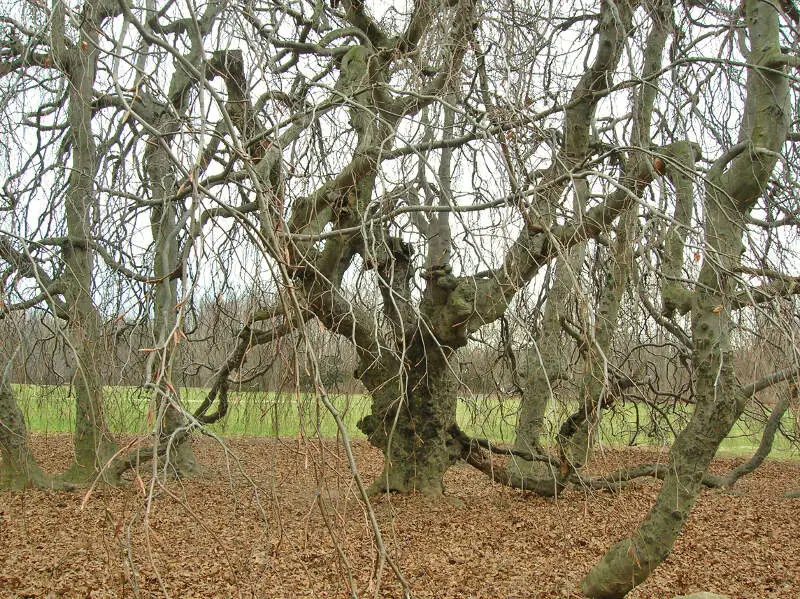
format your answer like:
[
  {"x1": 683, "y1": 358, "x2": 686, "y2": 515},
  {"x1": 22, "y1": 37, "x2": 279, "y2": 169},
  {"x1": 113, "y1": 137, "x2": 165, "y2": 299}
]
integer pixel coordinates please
[{"x1": 12, "y1": 385, "x2": 798, "y2": 458}]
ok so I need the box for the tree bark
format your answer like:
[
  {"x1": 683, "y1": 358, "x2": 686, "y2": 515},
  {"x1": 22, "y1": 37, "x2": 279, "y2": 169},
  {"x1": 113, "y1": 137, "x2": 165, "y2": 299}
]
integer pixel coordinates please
[
  {"x1": 582, "y1": 1, "x2": 790, "y2": 595},
  {"x1": 146, "y1": 124, "x2": 203, "y2": 477},
  {"x1": 59, "y1": 3, "x2": 118, "y2": 483},
  {"x1": 148, "y1": 181, "x2": 204, "y2": 477},
  {"x1": 138, "y1": 1, "x2": 225, "y2": 477},
  {"x1": 0, "y1": 369, "x2": 52, "y2": 489},
  {"x1": 268, "y1": 2, "x2": 478, "y2": 497},
  {"x1": 564, "y1": 208, "x2": 636, "y2": 470},
  {"x1": 358, "y1": 345, "x2": 462, "y2": 495},
  {"x1": 581, "y1": 386, "x2": 745, "y2": 598},
  {"x1": 509, "y1": 249, "x2": 583, "y2": 493}
]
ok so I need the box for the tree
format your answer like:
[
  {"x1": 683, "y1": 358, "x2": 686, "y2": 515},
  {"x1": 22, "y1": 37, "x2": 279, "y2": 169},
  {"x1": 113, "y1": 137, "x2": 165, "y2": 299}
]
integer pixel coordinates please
[
  {"x1": 1, "y1": 0, "x2": 799, "y2": 596},
  {"x1": 582, "y1": 0, "x2": 796, "y2": 593}
]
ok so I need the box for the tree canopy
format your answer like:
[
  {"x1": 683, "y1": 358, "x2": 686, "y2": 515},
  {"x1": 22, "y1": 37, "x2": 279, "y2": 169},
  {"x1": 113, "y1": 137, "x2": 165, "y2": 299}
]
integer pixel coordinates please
[{"x1": 1, "y1": 0, "x2": 800, "y2": 596}]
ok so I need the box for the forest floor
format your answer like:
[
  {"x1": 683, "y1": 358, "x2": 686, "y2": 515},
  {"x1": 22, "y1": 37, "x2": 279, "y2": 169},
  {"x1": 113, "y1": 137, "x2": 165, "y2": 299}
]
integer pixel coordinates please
[{"x1": 1, "y1": 434, "x2": 798, "y2": 599}]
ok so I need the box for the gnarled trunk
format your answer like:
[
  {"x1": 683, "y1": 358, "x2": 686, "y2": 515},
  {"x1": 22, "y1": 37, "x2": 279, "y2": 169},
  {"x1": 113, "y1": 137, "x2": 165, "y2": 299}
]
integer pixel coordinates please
[
  {"x1": 510, "y1": 0, "x2": 636, "y2": 487},
  {"x1": 358, "y1": 346, "x2": 461, "y2": 496},
  {"x1": 157, "y1": 393, "x2": 203, "y2": 478}
]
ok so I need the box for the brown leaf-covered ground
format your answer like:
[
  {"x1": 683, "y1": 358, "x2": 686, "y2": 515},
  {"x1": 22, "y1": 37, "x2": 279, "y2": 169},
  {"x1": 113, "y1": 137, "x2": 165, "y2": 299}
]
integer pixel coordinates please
[{"x1": 1, "y1": 434, "x2": 798, "y2": 598}]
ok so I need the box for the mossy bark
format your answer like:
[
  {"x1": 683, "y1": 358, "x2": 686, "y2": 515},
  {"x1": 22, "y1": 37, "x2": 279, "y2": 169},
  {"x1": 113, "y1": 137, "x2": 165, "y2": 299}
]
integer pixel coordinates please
[
  {"x1": 358, "y1": 346, "x2": 461, "y2": 496},
  {"x1": 0, "y1": 380, "x2": 52, "y2": 489},
  {"x1": 303, "y1": 45, "x2": 468, "y2": 496},
  {"x1": 581, "y1": 359, "x2": 743, "y2": 598},
  {"x1": 582, "y1": 1, "x2": 790, "y2": 595},
  {"x1": 660, "y1": 142, "x2": 701, "y2": 317}
]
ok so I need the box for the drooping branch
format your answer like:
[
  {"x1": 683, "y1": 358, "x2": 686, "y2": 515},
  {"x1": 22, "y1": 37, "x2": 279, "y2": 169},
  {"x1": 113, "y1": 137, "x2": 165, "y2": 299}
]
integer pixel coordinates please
[
  {"x1": 507, "y1": 0, "x2": 647, "y2": 477},
  {"x1": 461, "y1": 447, "x2": 566, "y2": 496},
  {"x1": 449, "y1": 425, "x2": 560, "y2": 466},
  {"x1": 450, "y1": 423, "x2": 570, "y2": 497},
  {"x1": 572, "y1": 387, "x2": 791, "y2": 492},
  {"x1": 194, "y1": 318, "x2": 296, "y2": 424},
  {"x1": 0, "y1": 235, "x2": 69, "y2": 317},
  {"x1": 571, "y1": 464, "x2": 671, "y2": 492},
  {"x1": 704, "y1": 392, "x2": 791, "y2": 489},
  {"x1": 730, "y1": 274, "x2": 800, "y2": 310},
  {"x1": 739, "y1": 366, "x2": 800, "y2": 399}
]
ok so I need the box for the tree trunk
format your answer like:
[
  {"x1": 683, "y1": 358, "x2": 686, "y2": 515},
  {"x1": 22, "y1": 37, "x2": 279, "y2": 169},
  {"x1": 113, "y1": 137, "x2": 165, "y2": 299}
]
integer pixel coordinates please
[
  {"x1": 563, "y1": 207, "x2": 637, "y2": 471},
  {"x1": 0, "y1": 374, "x2": 52, "y2": 489},
  {"x1": 137, "y1": 16, "x2": 230, "y2": 477},
  {"x1": 156, "y1": 398, "x2": 202, "y2": 477},
  {"x1": 565, "y1": 0, "x2": 674, "y2": 476},
  {"x1": 59, "y1": 15, "x2": 118, "y2": 482},
  {"x1": 509, "y1": 248, "x2": 583, "y2": 491},
  {"x1": 358, "y1": 346, "x2": 461, "y2": 496},
  {"x1": 582, "y1": 1, "x2": 789, "y2": 594},
  {"x1": 66, "y1": 329, "x2": 118, "y2": 482},
  {"x1": 147, "y1": 134, "x2": 203, "y2": 478},
  {"x1": 581, "y1": 354, "x2": 744, "y2": 598}
]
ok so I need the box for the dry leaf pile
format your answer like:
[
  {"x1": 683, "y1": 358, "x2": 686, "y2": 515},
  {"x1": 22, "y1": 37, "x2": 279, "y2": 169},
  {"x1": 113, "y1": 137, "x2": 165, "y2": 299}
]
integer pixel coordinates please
[{"x1": 1, "y1": 435, "x2": 797, "y2": 598}]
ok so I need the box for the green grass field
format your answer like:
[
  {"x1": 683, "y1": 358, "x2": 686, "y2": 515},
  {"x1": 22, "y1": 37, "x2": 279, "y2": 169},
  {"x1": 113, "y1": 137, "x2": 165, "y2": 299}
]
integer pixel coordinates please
[{"x1": 12, "y1": 385, "x2": 798, "y2": 458}]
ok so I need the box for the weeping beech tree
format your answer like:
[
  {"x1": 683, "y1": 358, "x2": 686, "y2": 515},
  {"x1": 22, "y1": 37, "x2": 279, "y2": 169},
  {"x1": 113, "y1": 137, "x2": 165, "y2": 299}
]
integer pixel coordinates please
[
  {"x1": 0, "y1": 0, "x2": 125, "y2": 485},
  {"x1": 194, "y1": 0, "x2": 671, "y2": 496},
  {"x1": 507, "y1": 0, "x2": 672, "y2": 494},
  {"x1": 1, "y1": 0, "x2": 800, "y2": 596},
  {"x1": 582, "y1": 0, "x2": 797, "y2": 594}
]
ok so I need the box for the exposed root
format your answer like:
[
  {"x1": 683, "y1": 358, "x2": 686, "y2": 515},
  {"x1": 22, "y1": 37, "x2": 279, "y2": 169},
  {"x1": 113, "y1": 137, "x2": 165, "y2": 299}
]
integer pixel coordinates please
[{"x1": 452, "y1": 425, "x2": 566, "y2": 497}]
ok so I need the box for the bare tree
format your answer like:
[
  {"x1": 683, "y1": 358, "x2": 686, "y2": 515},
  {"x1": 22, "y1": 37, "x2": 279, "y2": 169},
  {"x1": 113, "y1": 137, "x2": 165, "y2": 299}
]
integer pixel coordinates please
[
  {"x1": 582, "y1": 0, "x2": 797, "y2": 595},
  {"x1": 1, "y1": 0, "x2": 799, "y2": 597}
]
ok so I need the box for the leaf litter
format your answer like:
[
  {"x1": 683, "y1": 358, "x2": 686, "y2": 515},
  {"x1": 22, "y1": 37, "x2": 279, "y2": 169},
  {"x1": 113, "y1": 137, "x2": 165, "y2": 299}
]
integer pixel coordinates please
[{"x1": 0, "y1": 434, "x2": 798, "y2": 598}]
